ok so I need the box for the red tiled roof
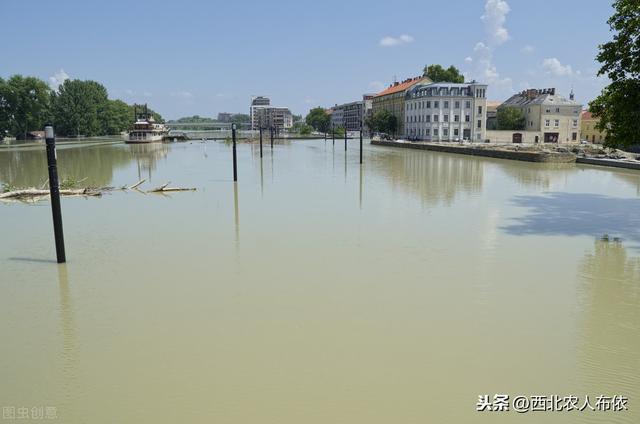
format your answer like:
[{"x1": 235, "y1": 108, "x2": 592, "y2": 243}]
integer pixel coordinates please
[
  {"x1": 375, "y1": 76, "x2": 430, "y2": 97},
  {"x1": 581, "y1": 110, "x2": 594, "y2": 120}
]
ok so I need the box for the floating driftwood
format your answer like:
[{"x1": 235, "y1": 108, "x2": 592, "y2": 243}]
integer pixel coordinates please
[
  {"x1": 0, "y1": 179, "x2": 195, "y2": 203},
  {"x1": 0, "y1": 188, "x2": 101, "y2": 199},
  {"x1": 148, "y1": 182, "x2": 196, "y2": 193}
]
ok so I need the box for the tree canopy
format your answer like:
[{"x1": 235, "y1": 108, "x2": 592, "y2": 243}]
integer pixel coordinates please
[
  {"x1": 0, "y1": 74, "x2": 164, "y2": 139},
  {"x1": 365, "y1": 109, "x2": 398, "y2": 135},
  {"x1": 496, "y1": 107, "x2": 526, "y2": 130},
  {"x1": 589, "y1": 0, "x2": 640, "y2": 149},
  {"x1": 305, "y1": 107, "x2": 331, "y2": 133},
  {"x1": 230, "y1": 113, "x2": 250, "y2": 124},
  {"x1": 52, "y1": 79, "x2": 109, "y2": 137},
  {"x1": 0, "y1": 75, "x2": 51, "y2": 140},
  {"x1": 423, "y1": 64, "x2": 465, "y2": 83}
]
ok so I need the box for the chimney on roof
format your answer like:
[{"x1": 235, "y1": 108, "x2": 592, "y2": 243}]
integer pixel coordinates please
[{"x1": 550, "y1": 88, "x2": 556, "y2": 96}]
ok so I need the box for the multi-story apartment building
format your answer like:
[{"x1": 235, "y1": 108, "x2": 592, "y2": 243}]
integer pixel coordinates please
[
  {"x1": 330, "y1": 106, "x2": 344, "y2": 129},
  {"x1": 581, "y1": 111, "x2": 605, "y2": 144},
  {"x1": 372, "y1": 76, "x2": 432, "y2": 136},
  {"x1": 250, "y1": 96, "x2": 293, "y2": 130},
  {"x1": 217, "y1": 112, "x2": 234, "y2": 123},
  {"x1": 330, "y1": 95, "x2": 374, "y2": 131},
  {"x1": 252, "y1": 106, "x2": 293, "y2": 130},
  {"x1": 404, "y1": 81, "x2": 488, "y2": 142},
  {"x1": 499, "y1": 88, "x2": 582, "y2": 143}
]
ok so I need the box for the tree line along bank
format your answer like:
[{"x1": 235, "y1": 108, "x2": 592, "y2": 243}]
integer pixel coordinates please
[{"x1": 0, "y1": 75, "x2": 162, "y2": 140}]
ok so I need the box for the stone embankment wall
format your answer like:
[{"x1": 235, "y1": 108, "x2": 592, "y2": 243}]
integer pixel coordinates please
[{"x1": 371, "y1": 140, "x2": 576, "y2": 163}]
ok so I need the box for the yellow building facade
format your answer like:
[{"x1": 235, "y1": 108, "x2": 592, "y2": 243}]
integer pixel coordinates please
[
  {"x1": 371, "y1": 76, "x2": 431, "y2": 136},
  {"x1": 581, "y1": 111, "x2": 606, "y2": 144}
]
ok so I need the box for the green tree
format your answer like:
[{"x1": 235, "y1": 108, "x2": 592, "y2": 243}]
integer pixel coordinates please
[
  {"x1": 52, "y1": 79, "x2": 109, "y2": 137},
  {"x1": 589, "y1": 0, "x2": 640, "y2": 149},
  {"x1": 423, "y1": 64, "x2": 464, "y2": 83},
  {"x1": 365, "y1": 109, "x2": 398, "y2": 136},
  {"x1": 305, "y1": 107, "x2": 331, "y2": 133},
  {"x1": 100, "y1": 99, "x2": 133, "y2": 135},
  {"x1": 0, "y1": 75, "x2": 51, "y2": 139},
  {"x1": 230, "y1": 113, "x2": 250, "y2": 124},
  {"x1": 496, "y1": 107, "x2": 526, "y2": 130}
]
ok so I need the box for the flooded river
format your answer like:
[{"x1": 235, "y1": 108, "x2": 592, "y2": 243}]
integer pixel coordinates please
[{"x1": 1, "y1": 139, "x2": 639, "y2": 423}]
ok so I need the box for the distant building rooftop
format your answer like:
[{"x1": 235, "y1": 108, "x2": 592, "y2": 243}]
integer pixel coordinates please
[
  {"x1": 501, "y1": 88, "x2": 580, "y2": 107},
  {"x1": 375, "y1": 76, "x2": 430, "y2": 97}
]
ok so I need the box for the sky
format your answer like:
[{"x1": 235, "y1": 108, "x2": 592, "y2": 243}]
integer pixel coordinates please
[{"x1": 0, "y1": 0, "x2": 615, "y2": 120}]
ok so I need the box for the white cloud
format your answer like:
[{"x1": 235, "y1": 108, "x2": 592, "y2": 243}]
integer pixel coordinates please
[
  {"x1": 379, "y1": 34, "x2": 414, "y2": 47},
  {"x1": 369, "y1": 81, "x2": 385, "y2": 92},
  {"x1": 481, "y1": 0, "x2": 510, "y2": 46},
  {"x1": 463, "y1": 1, "x2": 514, "y2": 99},
  {"x1": 170, "y1": 90, "x2": 194, "y2": 99},
  {"x1": 542, "y1": 58, "x2": 573, "y2": 76},
  {"x1": 48, "y1": 69, "x2": 69, "y2": 89},
  {"x1": 143, "y1": 91, "x2": 152, "y2": 97},
  {"x1": 521, "y1": 45, "x2": 534, "y2": 54}
]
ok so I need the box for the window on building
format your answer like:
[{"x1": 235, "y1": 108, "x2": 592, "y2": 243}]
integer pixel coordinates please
[
  {"x1": 465, "y1": 115, "x2": 470, "y2": 122},
  {"x1": 477, "y1": 120, "x2": 482, "y2": 129},
  {"x1": 454, "y1": 128, "x2": 459, "y2": 136},
  {"x1": 555, "y1": 107, "x2": 560, "y2": 113},
  {"x1": 572, "y1": 132, "x2": 577, "y2": 141},
  {"x1": 434, "y1": 115, "x2": 439, "y2": 122},
  {"x1": 465, "y1": 101, "x2": 471, "y2": 109},
  {"x1": 455, "y1": 101, "x2": 460, "y2": 108},
  {"x1": 426, "y1": 115, "x2": 431, "y2": 122},
  {"x1": 434, "y1": 129, "x2": 439, "y2": 136},
  {"x1": 554, "y1": 119, "x2": 560, "y2": 127},
  {"x1": 425, "y1": 129, "x2": 430, "y2": 136},
  {"x1": 444, "y1": 128, "x2": 449, "y2": 136},
  {"x1": 427, "y1": 101, "x2": 431, "y2": 108},
  {"x1": 478, "y1": 106, "x2": 483, "y2": 115},
  {"x1": 444, "y1": 115, "x2": 449, "y2": 122},
  {"x1": 444, "y1": 101, "x2": 449, "y2": 109},
  {"x1": 545, "y1": 119, "x2": 550, "y2": 127},
  {"x1": 454, "y1": 115, "x2": 460, "y2": 122},
  {"x1": 434, "y1": 101, "x2": 440, "y2": 108},
  {"x1": 572, "y1": 119, "x2": 578, "y2": 127}
]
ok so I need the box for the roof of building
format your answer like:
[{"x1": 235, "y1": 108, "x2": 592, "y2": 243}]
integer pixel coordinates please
[
  {"x1": 405, "y1": 80, "x2": 486, "y2": 98},
  {"x1": 581, "y1": 110, "x2": 596, "y2": 120},
  {"x1": 375, "y1": 76, "x2": 431, "y2": 97},
  {"x1": 501, "y1": 88, "x2": 580, "y2": 107},
  {"x1": 486, "y1": 101, "x2": 502, "y2": 109}
]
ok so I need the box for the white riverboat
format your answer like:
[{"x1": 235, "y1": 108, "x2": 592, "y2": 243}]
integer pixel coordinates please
[{"x1": 126, "y1": 104, "x2": 169, "y2": 144}]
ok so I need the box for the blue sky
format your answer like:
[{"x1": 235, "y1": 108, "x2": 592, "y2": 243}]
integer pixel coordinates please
[{"x1": 0, "y1": 0, "x2": 614, "y2": 119}]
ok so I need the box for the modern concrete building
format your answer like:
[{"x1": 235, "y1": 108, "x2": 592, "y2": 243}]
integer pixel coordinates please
[
  {"x1": 499, "y1": 88, "x2": 582, "y2": 143},
  {"x1": 404, "y1": 81, "x2": 488, "y2": 142},
  {"x1": 581, "y1": 111, "x2": 605, "y2": 144},
  {"x1": 217, "y1": 112, "x2": 234, "y2": 122},
  {"x1": 250, "y1": 96, "x2": 293, "y2": 130},
  {"x1": 330, "y1": 95, "x2": 374, "y2": 131},
  {"x1": 330, "y1": 105, "x2": 344, "y2": 129},
  {"x1": 372, "y1": 76, "x2": 432, "y2": 136}
]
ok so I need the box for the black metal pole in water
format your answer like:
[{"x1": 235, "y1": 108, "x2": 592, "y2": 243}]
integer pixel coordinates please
[
  {"x1": 359, "y1": 123, "x2": 363, "y2": 164},
  {"x1": 270, "y1": 127, "x2": 274, "y2": 149},
  {"x1": 332, "y1": 124, "x2": 335, "y2": 146},
  {"x1": 259, "y1": 127, "x2": 263, "y2": 158},
  {"x1": 344, "y1": 126, "x2": 347, "y2": 151},
  {"x1": 45, "y1": 125, "x2": 66, "y2": 264},
  {"x1": 232, "y1": 123, "x2": 238, "y2": 181}
]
